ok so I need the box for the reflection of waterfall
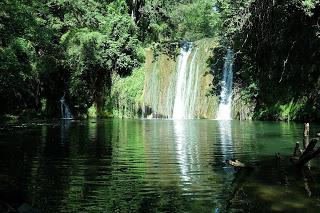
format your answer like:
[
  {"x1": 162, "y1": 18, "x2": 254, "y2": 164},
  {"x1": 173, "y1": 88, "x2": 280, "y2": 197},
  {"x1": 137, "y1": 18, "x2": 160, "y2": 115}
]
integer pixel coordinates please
[
  {"x1": 218, "y1": 120, "x2": 234, "y2": 173},
  {"x1": 60, "y1": 94, "x2": 73, "y2": 119},
  {"x1": 174, "y1": 120, "x2": 200, "y2": 183},
  {"x1": 216, "y1": 49, "x2": 234, "y2": 120},
  {"x1": 60, "y1": 120, "x2": 71, "y2": 144}
]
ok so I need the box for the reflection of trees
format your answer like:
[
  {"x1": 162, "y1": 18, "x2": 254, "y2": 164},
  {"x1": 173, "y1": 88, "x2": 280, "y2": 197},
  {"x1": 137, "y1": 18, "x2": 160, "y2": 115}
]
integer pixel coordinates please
[
  {"x1": 62, "y1": 119, "x2": 114, "y2": 211},
  {"x1": 98, "y1": 119, "x2": 147, "y2": 212},
  {"x1": 0, "y1": 125, "x2": 45, "y2": 207},
  {"x1": 30, "y1": 121, "x2": 72, "y2": 212}
]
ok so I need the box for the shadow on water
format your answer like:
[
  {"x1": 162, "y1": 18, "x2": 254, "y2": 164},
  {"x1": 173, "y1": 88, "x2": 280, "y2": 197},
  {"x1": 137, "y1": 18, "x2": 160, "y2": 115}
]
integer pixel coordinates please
[{"x1": 226, "y1": 155, "x2": 320, "y2": 213}]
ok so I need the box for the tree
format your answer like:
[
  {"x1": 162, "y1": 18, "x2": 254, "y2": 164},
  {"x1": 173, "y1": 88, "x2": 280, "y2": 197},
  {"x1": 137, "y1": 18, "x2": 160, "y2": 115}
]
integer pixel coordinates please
[
  {"x1": 57, "y1": 0, "x2": 143, "y2": 115},
  {"x1": 231, "y1": 0, "x2": 320, "y2": 120},
  {"x1": 0, "y1": 0, "x2": 52, "y2": 113}
]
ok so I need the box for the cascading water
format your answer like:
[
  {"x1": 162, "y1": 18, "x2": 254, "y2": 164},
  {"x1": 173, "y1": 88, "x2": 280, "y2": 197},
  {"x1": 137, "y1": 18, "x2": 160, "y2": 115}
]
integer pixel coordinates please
[
  {"x1": 60, "y1": 94, "x2": 73, "y2": 119},
  {"x1": 142, "y1": 39, "x2": 216, "y2": 119},
  {"x1": 172, "y1": 42, "x2": 199, "y2": 119},
  {"x1": 216, "y1": 48, "x2": 234, "y2": 120}
]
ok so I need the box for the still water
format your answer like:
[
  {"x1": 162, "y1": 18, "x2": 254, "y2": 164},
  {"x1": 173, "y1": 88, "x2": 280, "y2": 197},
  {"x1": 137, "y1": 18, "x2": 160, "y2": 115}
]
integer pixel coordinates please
[{"x1": 1, "y1": 119, "x2": 320, "y2": 212}]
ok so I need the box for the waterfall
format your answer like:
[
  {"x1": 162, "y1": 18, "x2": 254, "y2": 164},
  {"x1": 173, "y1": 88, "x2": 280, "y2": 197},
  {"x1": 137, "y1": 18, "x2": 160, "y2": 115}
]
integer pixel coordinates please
[
  {"x1": 143, "y1": 39, "x2": 216, "y2": 119},
  {"x1": 216, "y1": 48, "x2": 234, "y2": 120},
  {"x1": 60, "y1": 94, "x2": 73, "y2": 119},
  {"x1": 172, "y1": 42, "x2": 199, "y2": 119}
]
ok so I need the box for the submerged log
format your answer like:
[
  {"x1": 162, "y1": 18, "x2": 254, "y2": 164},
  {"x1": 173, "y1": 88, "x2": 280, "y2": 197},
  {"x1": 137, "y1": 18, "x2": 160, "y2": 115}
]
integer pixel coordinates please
[
  {"x1": 303, "y1": 123, "x2": 310, "y2": 149},
  {"x1": 300, "y1": 138, "x2": 318, "y2": 159},
  {"x1": 296, "y1": 146, "x2": 320, "y2": 167},
  {"x1": 288, "y1": 123, "x2": 320, "y2": 167},
  {"x1": 303, "y1": 136, "x2": 310, "y2": 149},
  {"x1": 290, "y1": 136, "x2": 320, "y2": 167},
  {"x1": 304, "y1": 123, "x2": 310, "y2": 137},
  {"x1": 293, "y1": 142, "x2": 300, "y2": 157}
]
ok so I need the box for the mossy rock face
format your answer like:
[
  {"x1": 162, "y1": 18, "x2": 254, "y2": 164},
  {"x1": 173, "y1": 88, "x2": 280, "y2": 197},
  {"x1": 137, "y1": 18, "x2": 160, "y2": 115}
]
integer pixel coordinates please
[{"x1": 232, "y1": 84, "x2": 256, "y2": 120}]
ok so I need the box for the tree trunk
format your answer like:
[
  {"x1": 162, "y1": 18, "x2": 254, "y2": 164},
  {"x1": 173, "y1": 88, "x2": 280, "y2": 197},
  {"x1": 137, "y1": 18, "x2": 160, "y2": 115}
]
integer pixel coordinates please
[
  {"x1": 94, "y1": 70, "x2": 111, "y2": 117},
  {"x1": 94, "y1": 92, "x2": 105, "y2": 117}
]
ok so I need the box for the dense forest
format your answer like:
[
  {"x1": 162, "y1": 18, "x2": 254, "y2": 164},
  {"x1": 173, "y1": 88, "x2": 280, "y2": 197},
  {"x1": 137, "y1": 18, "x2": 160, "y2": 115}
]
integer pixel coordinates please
[{"x1": 1, "y1": 0, "x2": 320, "y2": 121}]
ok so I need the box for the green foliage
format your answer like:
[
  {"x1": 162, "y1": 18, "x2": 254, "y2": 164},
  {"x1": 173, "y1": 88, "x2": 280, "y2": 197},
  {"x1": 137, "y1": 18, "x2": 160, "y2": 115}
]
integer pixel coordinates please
[
  {"x1": 171, "y1": 0, "x2": 221, "y2": 40},
  {"x1": 109, "y1": 66, "x2": 145, "y2": 118},
  {"x1": 255, "y1": 99, "x2": 307, "y2": 121},
  {"x1": 215, "y1": 0, "x2": 253, "y2": 42},
  {"x1": 41, "y1": 98, "x2": 47, "y2": 113},
  {"x1": 87, "y1": 105, "x2": 97, "y2": 118},
  {"x1": 137, "y1": 0, "x2": 177, "y2": 42},
  {"x1": 239, "y1": 82, "x2": 258, "y2": 104},
  {"x1": 1, "y1": 0, "x2": 319, "y2": 121},
  {"x1": 54, "y1": 0, "x2": 143, "y2": 114},
  {"x1": 297, "y1": 0, "x2": 320, "y2": 16},
  {"x1": 137, "y1": 0, "x2": 223, "y2": 43},
  {"x1": 0, "y1": 0, "x2": 62, "y2": 115},
  {"x1": 232, "y1": 0, "x2": 320, "y2": 121},
  {"x1": 0, "y1": 37, "x2": 39, "y2": 112}
]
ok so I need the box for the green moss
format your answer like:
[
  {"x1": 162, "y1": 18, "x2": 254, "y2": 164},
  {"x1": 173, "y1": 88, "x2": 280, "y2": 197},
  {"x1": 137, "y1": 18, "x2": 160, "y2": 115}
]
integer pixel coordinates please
[{"x1": 232, "y1": 83, "x2": 257, "y2": 120}]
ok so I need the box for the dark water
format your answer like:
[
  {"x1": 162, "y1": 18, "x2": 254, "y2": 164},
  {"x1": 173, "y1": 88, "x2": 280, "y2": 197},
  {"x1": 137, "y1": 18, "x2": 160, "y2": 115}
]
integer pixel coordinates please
[{"x1": 1, "y1": 119, "x2": 320, "y2": 212}]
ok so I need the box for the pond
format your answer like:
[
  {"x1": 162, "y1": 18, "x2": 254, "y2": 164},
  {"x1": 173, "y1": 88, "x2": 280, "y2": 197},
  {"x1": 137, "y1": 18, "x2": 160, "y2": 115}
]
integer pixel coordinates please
[{"x1": 1, "y1": 119, "x2": 320, "y2": 212}]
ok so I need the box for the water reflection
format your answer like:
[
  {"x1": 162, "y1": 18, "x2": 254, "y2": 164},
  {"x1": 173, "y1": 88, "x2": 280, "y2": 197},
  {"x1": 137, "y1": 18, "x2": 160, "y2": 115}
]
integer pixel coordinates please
[
  {"x1": 1, "y1": 120, "x2": 320, "y2": 212},
  {"x1": 172, "y1": 120, "x2": 231, "y2": 212},
  {"x1": 174, "y1": 120, "x2": 201, "y2": 183},
  {"x1": 60, "y1": 120, "x2": 71, "y2": 144},
  {"x1": 218, "y1": 120, "x2": 234, "y2": 173}
]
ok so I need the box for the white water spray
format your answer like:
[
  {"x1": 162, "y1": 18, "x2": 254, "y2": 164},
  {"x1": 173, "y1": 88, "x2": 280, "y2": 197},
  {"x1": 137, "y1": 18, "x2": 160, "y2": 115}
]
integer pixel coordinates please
[
  {"x1": 173, "y1": 43, "x2": 199, "y2": 119},
  {"x1": 216, "y1": 48, "x2": 234, "y2": 120}
]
